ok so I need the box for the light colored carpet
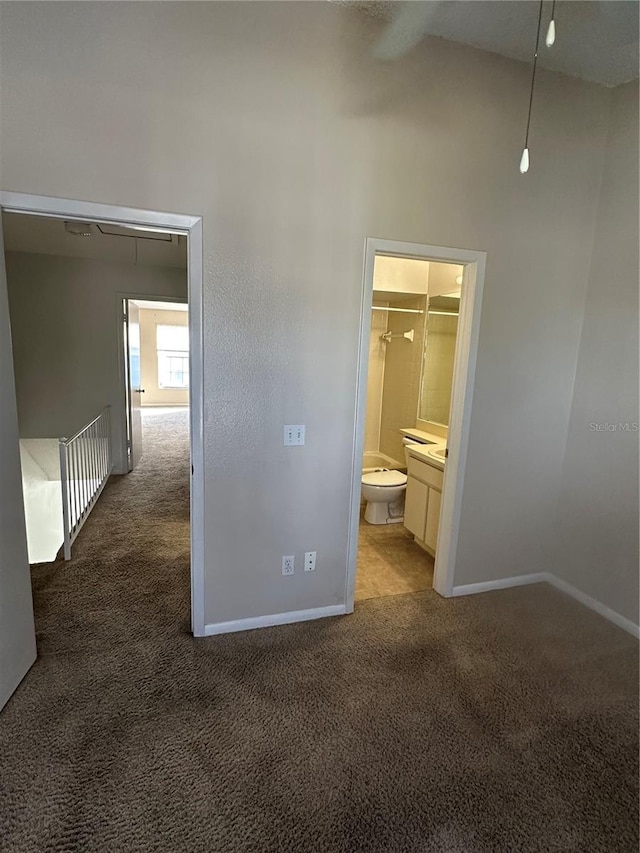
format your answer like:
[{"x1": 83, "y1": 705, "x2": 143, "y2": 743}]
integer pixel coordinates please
[{"x1": 0, "y1": 411, "x2": 638, "y2": 852}]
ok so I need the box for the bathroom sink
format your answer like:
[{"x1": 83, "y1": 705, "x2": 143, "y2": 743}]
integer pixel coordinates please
[{"x1": 427, "y1": 447, "x2": 447, "y2": 463}]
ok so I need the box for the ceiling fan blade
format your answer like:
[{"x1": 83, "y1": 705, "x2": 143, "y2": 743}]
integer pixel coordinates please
[{"x1": 372, "y1": 1, "x2": 442, "y2": 61}]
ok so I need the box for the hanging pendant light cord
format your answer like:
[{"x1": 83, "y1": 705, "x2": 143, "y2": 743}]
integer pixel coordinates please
[{"x1": 524, "y1": 0, "x2": 545, "y2": 151}]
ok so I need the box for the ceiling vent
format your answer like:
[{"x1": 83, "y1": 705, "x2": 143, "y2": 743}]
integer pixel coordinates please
[
  {"x1": 96, "y1": 223, "x2": 176, "y2": 242},
  {"x1": 64, "y1": 221, "x2": 93, "y2": 237}
]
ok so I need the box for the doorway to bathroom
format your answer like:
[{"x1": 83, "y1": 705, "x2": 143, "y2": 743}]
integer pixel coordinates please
[{"x1": 346, "y1": 239, "x2": 486, "y2": 609}]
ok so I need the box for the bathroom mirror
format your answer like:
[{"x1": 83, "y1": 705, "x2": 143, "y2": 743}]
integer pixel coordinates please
[{"x1": 418, "y1": 296, "x2": 460, "y2": 427}]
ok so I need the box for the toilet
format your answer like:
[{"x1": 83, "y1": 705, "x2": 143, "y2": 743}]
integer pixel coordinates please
[
  {"x1": 360, "y1": 438, "x2": 424, "y2": 525},
  {"x1": 361, "y1": 468, "x2": 408, "y2": 525}
]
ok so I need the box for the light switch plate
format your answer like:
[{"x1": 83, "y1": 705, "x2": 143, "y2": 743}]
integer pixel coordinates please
[{"x1": 284, "y1": 425, "x2": 305, "y2": 446}]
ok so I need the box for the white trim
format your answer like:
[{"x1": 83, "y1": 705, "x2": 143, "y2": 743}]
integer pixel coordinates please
[
  {"x1": 0, "y1": 191, "x2": 206, "y2": 638},
  {"x1": 345, "y1": 238, "x2": 487, "y2": 610},
  {"x1": 452, "y1": 571, "x2": 639, "y2": 639},
  {"x1": 204, "y1": 604, "x2": 347, "y2": 636},
  {"x1": 187, "y1": 217, "x2": 206, "y2": 637},
  {"x1": 433, "y1": 253, "x2": 485, "y2": 597},
  {"x1": 0, "y1": 192, "x2": 199, "y2": 233},
  {"x1": 345, "y1": 241, "x2": 376, "y2": 613},
  {"x1": 452, "y1": 573, "x2": 549, "y2": 596},
  {"x1": 546, "y1": 574, "x2": 640, "y2": 639}
]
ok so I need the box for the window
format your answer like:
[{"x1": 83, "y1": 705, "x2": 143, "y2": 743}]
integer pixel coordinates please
[{"x1": 157, "y1": 324, "x2": 189, "y2": 389}]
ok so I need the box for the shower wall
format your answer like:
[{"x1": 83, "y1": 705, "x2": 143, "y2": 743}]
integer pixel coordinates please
[
  {"x1": 363, "y1": 307, "x2": 388, "y2": 454},
  {"x1": 379, "y1": 296, "x2": 427, "y2": 464}
]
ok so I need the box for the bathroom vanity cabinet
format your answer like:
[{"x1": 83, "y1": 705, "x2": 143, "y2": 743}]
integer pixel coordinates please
[{"x1": 404, "y1": 454, "x2": 443, "y2": 555}]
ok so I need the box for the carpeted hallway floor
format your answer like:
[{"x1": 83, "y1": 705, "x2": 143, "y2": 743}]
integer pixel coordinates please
[{"x1": 1, "y1": 410, "x2": 638, "y2": 852}]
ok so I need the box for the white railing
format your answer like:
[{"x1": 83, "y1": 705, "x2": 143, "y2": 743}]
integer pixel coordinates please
[{"x1": 59, "y1": 406, "x2": 113, "y2": 561}]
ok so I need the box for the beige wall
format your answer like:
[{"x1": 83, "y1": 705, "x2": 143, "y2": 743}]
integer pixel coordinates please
[
  {"x1": 139, "y1": 307, "x2": 189, "y2": 407},
  {"x1": 363, "y1": 308, "x2": 387, "y2": 454},
  {"x1": 5, "y1": 252, "x2": 187, "y2": 473},
  {"x1": 552, "y1": 81, "x2": 639, "y2": 626},
  {"x1": 0, "y1": 2, "x2": 619, "y2": 626},
  {"x1": 379, "y1": 296, "x2": 427, "y2": 463}
]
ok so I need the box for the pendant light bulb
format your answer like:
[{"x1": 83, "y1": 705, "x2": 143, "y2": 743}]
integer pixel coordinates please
[
  {"x1": 519, "y1": 147, "x2": 530, "y2": 174},
  {"x1": 545, "y1": 18, "x2": 556, "y2": 47}
]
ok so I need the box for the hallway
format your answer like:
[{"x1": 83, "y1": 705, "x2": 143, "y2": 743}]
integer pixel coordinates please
[{"x1": 32, "y1": 407, "x2": 191, "y2": 654}]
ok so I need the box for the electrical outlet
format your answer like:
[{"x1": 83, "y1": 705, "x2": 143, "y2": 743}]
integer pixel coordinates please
[
  {"x1": 282, "y1": 555, "x2": 295, "y2": 576},
  {"x1": 284, "y1": 425, "x2": 305, "y2": 446},
  {"x1": 304, "y1": 551, "x2": 317, "y2": 572}
]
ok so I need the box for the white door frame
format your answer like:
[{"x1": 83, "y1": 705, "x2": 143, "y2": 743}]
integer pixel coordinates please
[
  {"x1": 0, "y1": 191, "x2": 206, "y2": 637},
  {"x1": 345, "y1": 237, "x2": 486, "y2": 609}
]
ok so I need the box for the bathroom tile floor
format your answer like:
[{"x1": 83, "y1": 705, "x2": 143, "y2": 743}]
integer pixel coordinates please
[{"x1": 355, "y1": 517, "x2": 434, "y2": 601}]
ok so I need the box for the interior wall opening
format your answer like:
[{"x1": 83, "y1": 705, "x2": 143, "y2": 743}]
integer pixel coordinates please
[
  {"x1": 122, "y1": 296, "x2": 191, "y2": 473},
  {"x1": 2, "y1": 209, "x2": 192, "y2": 623},
  {"x1": 346, "y1": 238, "x2": 486, "y2": 609},
  {"x1": 355, "y1": 252, "x2": 465, "y2": 603}
]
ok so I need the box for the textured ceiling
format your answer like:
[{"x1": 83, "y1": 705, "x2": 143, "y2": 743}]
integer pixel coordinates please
[{"x1": 347, "y1": 1, "x2": 639, "y2": 86}]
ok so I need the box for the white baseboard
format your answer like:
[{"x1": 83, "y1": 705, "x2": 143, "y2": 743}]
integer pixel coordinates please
[
  {"x1": 451, "y1": 573, "x2": 549, "y2": 597},
  {"x1": 545, "y1": 574, "x2": 640, "y2": 639},
  {"x1": 201, "y1": 577, "x2": 639, "y2": 640},
  {"x1": 452, "y1": 571, "x2": 639, "y2": 639},
  {"x1": 203, "y1": 604, "x2": 347, "y2": 637}
]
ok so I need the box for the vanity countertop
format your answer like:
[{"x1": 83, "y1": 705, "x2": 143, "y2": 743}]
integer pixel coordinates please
[
  {"x1": 401, "y1": 428, "x2": 447, "y2": 471},
  {"x1": 400, "y1": 427, "x2": 445, "y2": 444},
  {"x1": 406, "y1": 444, "x2": 445, "y2": 471}
]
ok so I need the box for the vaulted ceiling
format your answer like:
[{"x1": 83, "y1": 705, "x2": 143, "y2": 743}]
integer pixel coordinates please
[{"x1": 347, "y1": 1, "x2": 639, "y2": 87}]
